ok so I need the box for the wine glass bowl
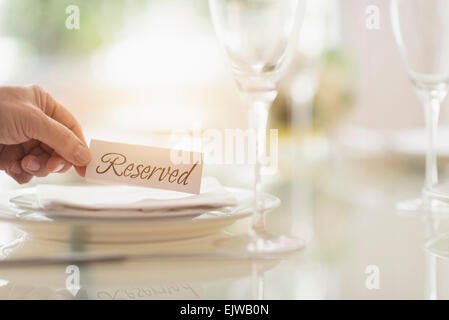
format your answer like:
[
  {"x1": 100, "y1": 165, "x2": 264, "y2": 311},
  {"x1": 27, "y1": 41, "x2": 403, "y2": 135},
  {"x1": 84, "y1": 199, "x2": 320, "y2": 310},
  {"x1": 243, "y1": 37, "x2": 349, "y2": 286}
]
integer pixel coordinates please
[
  {"x1": 391, "y1": 0, "x2": 449, "y2": 90},
  {"x1": 209, "y1": 0, "x2": 303, "y2": 94}
]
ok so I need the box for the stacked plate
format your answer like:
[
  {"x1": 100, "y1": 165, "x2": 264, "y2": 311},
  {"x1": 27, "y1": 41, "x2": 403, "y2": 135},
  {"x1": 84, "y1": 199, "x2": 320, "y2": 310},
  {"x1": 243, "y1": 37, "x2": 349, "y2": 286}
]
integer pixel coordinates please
[{"x1": 0, "y1": 178, "x2": 280, "y2": 243}]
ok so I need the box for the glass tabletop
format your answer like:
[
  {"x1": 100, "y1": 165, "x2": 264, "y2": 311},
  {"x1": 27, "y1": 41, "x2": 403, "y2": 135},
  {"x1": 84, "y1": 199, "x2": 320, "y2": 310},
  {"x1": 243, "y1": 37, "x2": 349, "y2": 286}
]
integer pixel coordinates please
[{"x1": 0, "y1": 140, "x2": 447, "y2": 300}]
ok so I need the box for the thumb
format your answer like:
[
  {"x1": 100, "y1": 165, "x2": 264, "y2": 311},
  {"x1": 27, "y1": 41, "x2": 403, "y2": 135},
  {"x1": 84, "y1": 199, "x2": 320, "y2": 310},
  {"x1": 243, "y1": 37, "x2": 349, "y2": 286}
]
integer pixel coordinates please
[{"x1": 28, "y1": 110, "x2": 91, "y2": 167}]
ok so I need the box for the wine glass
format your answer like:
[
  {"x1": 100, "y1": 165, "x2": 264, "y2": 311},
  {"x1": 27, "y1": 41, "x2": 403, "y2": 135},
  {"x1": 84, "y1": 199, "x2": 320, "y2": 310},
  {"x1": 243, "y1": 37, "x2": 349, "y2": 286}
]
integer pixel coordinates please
[
  {"x1": 391, "y1": 0, "x2": 449, "y2": 212},
  {"x1": 209, "y1": 0, "x2": 306, "y2": 253}
]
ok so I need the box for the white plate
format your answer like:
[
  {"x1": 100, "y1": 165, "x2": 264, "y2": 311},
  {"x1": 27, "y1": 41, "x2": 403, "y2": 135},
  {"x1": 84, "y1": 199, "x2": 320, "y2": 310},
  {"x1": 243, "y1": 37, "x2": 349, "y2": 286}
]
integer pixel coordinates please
[
  {"x1": 9, "y1": 188, "x2": 216, "y2": 219},
  {"x1": 8, "y1": 187, "x2": 277, "y2": 219},
  {"x1": 0, "y1": 188, "x2": 280, "y2": 243}
]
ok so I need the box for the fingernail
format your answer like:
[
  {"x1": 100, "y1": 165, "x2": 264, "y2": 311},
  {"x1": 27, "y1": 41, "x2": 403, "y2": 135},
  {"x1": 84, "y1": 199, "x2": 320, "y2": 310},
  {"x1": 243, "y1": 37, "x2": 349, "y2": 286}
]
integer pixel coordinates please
[
  {"x1": 11, "y1": 162, "x2": 22, "y2": 175},
  {"x1": 74, "y1": 144, "x2": 91, "y2": 165},
  {"x1": 53, "y1": 163, "x2": 65, "y2": 173},
  {"x1": 26, "y1": 158, "x2": 40, "y2": 172}
]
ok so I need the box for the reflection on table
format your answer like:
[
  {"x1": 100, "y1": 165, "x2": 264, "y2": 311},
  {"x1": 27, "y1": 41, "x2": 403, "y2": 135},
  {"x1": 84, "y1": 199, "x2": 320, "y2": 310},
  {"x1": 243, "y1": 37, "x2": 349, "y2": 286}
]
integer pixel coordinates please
[{"x1": 2, "y1": 137, "x2": 449, "y2": 300}]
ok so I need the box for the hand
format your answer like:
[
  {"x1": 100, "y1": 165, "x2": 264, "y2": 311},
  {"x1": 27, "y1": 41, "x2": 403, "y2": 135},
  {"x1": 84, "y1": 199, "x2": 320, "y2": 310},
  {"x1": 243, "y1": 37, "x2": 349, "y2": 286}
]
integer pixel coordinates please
[{"x1": 0, "y1": 85, "x2": 91, "y2": 184}]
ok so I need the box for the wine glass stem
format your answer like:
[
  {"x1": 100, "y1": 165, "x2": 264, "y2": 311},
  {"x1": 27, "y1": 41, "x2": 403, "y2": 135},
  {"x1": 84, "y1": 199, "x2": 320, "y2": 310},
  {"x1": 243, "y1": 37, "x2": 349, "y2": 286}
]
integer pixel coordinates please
[
  {"x1": 423, "y1": 91, "x2": 440, "y2": 191},
  {"x1": 248, "y1": 97, "x2": 271, "y2": 236}
]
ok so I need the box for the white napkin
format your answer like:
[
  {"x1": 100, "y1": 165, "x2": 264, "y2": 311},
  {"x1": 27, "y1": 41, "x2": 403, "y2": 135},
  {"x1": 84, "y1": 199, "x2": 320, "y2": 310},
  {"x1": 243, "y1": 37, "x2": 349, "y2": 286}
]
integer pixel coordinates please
[{"x1": 36, "y1": 177, "x2": 237, "y2": 212}]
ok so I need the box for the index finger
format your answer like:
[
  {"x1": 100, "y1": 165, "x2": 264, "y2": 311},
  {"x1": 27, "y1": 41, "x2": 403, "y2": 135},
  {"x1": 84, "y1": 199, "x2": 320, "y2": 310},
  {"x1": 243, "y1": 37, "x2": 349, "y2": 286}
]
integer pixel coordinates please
[
  {"x1": 32, "y1": 85, "x2": 90, "y2": 173},
  {"x1": 32, "y1": 85, "x2": 88, "y2": 145}
]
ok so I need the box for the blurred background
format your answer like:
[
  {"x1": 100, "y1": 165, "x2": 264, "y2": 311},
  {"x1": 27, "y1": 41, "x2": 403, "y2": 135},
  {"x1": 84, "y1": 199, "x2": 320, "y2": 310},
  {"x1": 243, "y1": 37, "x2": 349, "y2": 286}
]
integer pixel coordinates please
[
  {"x1": 1, "y1": 0, "x2": 448, "y2": 185},
  {"x1": 0, "y1": 0, "x2": 448, "y2": 299}
]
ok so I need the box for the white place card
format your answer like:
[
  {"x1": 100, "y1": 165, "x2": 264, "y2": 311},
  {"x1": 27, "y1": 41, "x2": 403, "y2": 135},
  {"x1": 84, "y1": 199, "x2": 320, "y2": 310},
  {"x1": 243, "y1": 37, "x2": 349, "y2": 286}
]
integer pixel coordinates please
[{"x1": 85, "y1": 139, "x2": 203, "y2": 194}]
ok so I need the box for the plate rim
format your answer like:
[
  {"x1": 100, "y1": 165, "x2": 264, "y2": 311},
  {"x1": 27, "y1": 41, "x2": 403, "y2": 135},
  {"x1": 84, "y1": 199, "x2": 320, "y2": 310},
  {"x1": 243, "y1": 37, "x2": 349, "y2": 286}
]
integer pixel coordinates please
[{"x1": 1, "y1": 187, "x2": 280, "y2": 226}]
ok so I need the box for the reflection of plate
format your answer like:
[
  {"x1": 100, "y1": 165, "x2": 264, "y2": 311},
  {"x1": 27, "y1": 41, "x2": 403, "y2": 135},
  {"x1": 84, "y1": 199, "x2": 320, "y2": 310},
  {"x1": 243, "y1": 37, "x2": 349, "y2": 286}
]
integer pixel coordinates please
[
  {"x1": 0, "y1": 188, "x2": 280, "y2": 243},
  {"x1": 0, "y1": 234, "x2": 284, "y2": 293}
]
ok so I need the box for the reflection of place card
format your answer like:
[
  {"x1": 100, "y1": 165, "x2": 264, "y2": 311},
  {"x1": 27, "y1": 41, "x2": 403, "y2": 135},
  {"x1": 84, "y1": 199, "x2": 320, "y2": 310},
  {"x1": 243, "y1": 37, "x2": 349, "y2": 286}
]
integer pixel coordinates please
[
  {"x1": 85, "y1": 139, "x2": 203, "y2": 194},
  {"x1": 88, "y1": 283, "x2": 203, "y2": 300}
]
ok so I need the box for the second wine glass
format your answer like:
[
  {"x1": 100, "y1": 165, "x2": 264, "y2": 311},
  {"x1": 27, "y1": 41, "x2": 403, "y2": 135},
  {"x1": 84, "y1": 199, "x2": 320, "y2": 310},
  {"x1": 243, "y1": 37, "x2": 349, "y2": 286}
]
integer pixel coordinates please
[{"x1": 391, "y1": 0, "x2": 449, "y2": 212}]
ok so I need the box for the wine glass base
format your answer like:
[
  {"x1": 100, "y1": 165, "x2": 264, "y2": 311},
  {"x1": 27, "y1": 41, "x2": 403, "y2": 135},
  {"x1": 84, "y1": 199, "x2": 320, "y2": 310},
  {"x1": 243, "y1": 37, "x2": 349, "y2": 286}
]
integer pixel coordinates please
[
  {"x1": 215, "y1": 231, "x2": 306, "y2": 257},
  {"x1": 396, "y1": 197, "x2": 449, "y2": 214},
  {"x1": 423, "y1": 185, "x2": 449, "y2": 203}
]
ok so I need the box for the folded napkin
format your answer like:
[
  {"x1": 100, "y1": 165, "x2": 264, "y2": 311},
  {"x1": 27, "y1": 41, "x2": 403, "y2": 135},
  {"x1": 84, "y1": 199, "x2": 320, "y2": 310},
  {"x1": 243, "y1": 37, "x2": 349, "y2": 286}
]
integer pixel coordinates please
[{"x1": 36, "y1": 177, "x2": 237, "y2": 212}]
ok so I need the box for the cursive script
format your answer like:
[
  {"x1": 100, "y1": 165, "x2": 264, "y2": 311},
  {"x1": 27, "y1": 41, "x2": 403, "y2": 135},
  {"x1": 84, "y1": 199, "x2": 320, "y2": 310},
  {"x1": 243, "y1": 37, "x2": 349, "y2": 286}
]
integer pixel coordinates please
[{"x1": 95, "y1": 152, "x2": 198, "y2": 186}]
